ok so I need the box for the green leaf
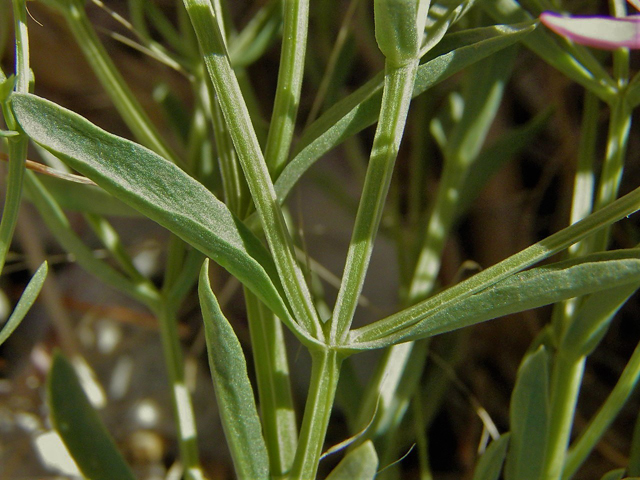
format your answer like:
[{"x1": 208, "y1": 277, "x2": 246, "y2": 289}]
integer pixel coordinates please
[
  {"x1": 504, "y1": 346, "x2": 549, "y2": 480},
  {"x1": 228, "y1": 0, "x2": 282, "y2": 69},
  {"x1": 48, "y1": 352, "x2": 136, "y2": 480},
  {"x1": 272, "y1": 22, "x2": 536, "y2": 209},
  {"x1": 481, "y1": 0, "x2": 617, "y2": 102},
  {"x1": 562, "y1": 282, "x2": 639, "y2": 357},
  {"x1": 457, "y1": 108, "x2": 551, "y2": 215},
  {"x1": 472, "y1": 433, "x2": 510, "y2": 480},
  {"x1": 599, "y1": 468, "x2": 626, "y2": 480},
  {"x1": 349, "y1": 249, "x2": 640, "y2": 350},
  {"x1": 198, "y1": 260, "x2": 270, "y2": 480},
  {"x1": 0, "y1": 261, "x2": 47, "y2": 346},
  {"x1": 325, "y1": 440, "x2": 379, "y2": 480},
  {"x1": 10, "y1": 93, "x2": 312, "y2": 343}
]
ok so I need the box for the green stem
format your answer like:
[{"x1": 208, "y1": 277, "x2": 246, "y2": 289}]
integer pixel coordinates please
[
  {"x1": 330, "y1": 60, "x2": 419, "y2": 344},
  {"x1": 244, "y1": 289, "x2": 298, "y2": 477},
  {"x1": 0, "y1": 0, "x2": 29, "y2": 273},
  {"x1": 540, "y1": 353, "x2": 585, "y2": 480},
  {"x1": 60, "y1": 2, "x2": 180, "y2": 166},
  {"x1": 589, "y1": 97, "x2": 631, "y2": 252},
  {"x1": 0, "y1": 135, "x2": 26, "y2": 273},
  {"x1": 305, "y1": 0, "x2": 360, "y2": 128},
  {"x1": 264, "y1": 0, "x2": 309, "y2": 177},
  {"x1": 154, "y1": 300, "x2": 203, "y2": 480},
  {"x1": 563, "y1": 340, "x2": 640, "y2": 478},
  {"x1": 289, "y1": 349, "x2": 342, "y2": 480},
  {"x1": 23, "y1": 171, "x2": 161, "y2": 308},
  {"x1": 206, "y1": 75, "x2": 248, "y2": 216},
  {"x1": 183, "y1": 0, "x2": 322, "y2": 339},
  {"x1": 544, "y1": 90, "x2": 598, "y2": 477}
]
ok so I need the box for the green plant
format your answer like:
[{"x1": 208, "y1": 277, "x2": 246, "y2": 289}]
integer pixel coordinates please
[{"x1": 2, "y1": 0, "x2": 640, "y2": 478}]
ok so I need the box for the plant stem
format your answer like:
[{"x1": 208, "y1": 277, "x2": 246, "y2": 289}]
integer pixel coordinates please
[
  {"x1": 540, "y1": 352, "x2": 585, "y2": 480},
  {"x1": 264, "y1": 0, "x2": 309, "y2": 177},
  {"x1": 183, "y1": 0, "x2": 322, "y2": 339},
  {"x1": 23, "y1": 172, "x2": 161, "y2": 308},
  {"x1": 589, "y1": 97, "x2": 631, "y2": 252},
  {"x1": 244, "y1": 289, "x2": 298, "y2": 477},
  {"x1": 0, "y1": 0, "x2": 29, "y2": 273},
  {"x1": 563, "y1": 340, "x2": 640, "y2": 478},
  {"x1": 60, "y1": 2, "x2": 180, "y2": 165},
  {"x1": 154, "y1": 300, "x2": 203, "y2": 480},
  {"x1": 330, "y1": 60, "x2": 419, "y2": 344},
  {"x1": 305, "y1": 0, "x2": 360, "y2": 128},
  {"x1": 289, "y1": 349, "x2": 342, "y2": 480}
]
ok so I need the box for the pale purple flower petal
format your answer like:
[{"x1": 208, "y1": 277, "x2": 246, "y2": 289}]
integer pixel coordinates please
[{"x1": 540, "y1": 11, "x2": 640, "y2": 49}]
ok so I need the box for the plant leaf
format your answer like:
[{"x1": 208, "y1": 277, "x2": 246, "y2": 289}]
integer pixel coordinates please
[
  {"x1": 472, "y1": 433, "x2": 511, "y2": 480},
  {"x1": 48, "y1": 352, "x2": 136, "y2": 480},
  {"x1": 599, "y1": 468, "x2": 626, "y2": 480},
  {"x1": 562, "y1": 282, "x2": 639, "y2": 357},
  {"x1": 198, "y1": 259, "x2": 270, "y2": 479},
  {"x1": 504, "y1": 346, "x2": 549, "y2": 480},
  {"x1": 10, "y1": 93, "x2": 313, "y2": 343},
  {"x1": 348, "y1": 249, "x2": 640, "y2": 350},
  {"x1": 325, "y1": 440, "x2": 379, "y2": 480},
  {"x1": 481, "y1": 0, "x2": 617, "y2": 102},
  {"x1": 0, "y1": 261, "x2": 47, "y2": 346},
  {"x1": 457, "y1": 108, "x2": 551, "y2": 215},
  {"x1": 272, "y1": 22, "x2": 536, "y2": 208},
  {"x1": 30, "y1": 172, "x2": 139, "y2": 217}
]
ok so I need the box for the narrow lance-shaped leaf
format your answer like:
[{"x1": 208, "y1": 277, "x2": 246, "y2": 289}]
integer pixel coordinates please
[
  {"x1": 198, "y1": 259, "x2": 269, "y2": 480},
  {"x1": 325, "y1": 440, "x2": 379, "y2": 480},
  {"x1": 599, "y1": 468, "x2": 626, "y2": 480},
  {"x1": 472, "y1": 433, "x2": 511, "y2": 480},
  {"x1": 0, "y1": 261, "x2": 47, "y2": 346},
  {"x1": 504, "y1": 346, "x2": 550, "y2": 480},
  {"x1": 561, "y1": 281, "x2": 640, "y2": 357},
  {"x1": 348, "y1": 249, "x2": 640, "y2": 350},
  {"x1": 48, "y1": 352, "x2": 136, "y2": 480},
  {"x1": 10, "y1": 93, "x2": 316, "y2": 346}
]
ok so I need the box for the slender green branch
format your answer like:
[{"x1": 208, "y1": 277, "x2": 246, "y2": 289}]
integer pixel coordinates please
[
  {"x1": 330, "y1": 60, "x2": 419, "y2": 345},
  {"x1": 543, "y1": 91, "x2": 599, "y2": 479},
  {"x1": 58, "y1": 1, "x2": 180, "y2": 165},
  {"x1": 0, "y1": 0, "x2": 29, "y2": 273},
  {"x1": 264, "y1": 0, "x2": 309, "y2": 177},
  {"x1": 289, "y1": 349, "x2": 342, "y2": 480},
  {"x1": 589, "y1": 97, "x2": 631, "y2": 252},
  {"x1": 183, "y1": 0, "x2": 322, "y2": 339},
  {"x1": 305, "y1": 0, "x2": 360, "y2": 128},
  {"x1": 563, "y1": 340, "x2": 640, "y2": 478},
  {"x1": 23, "y1": 172, "x2": 161, "y2": 309},
  {"x1": 153, "y1": 300, "x2": 204, "y2": 480},
  {"x1": 244, "y1": 289, "x2": 298, "y2": 477},
  {"x1": 540, "y1": 353, "x2": 586, "y2": 480}
]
